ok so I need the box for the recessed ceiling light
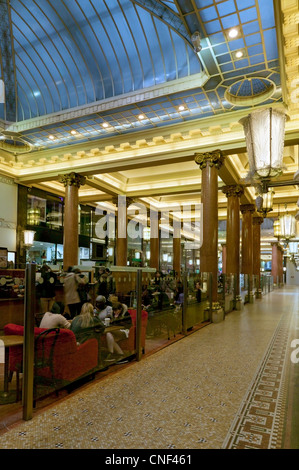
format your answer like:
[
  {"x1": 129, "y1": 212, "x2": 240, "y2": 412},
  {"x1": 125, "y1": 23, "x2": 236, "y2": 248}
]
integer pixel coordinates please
[
  {"x1": 235, "y1": 50, "x2": 244, "y2": 59},
  {"x1": 138, "y1": 114, "x2": 144, "y2": 120},
  {"x1": 228, "y1": 28, "x2": 239, "y2": 39},
  {"x1": 178, "y1": 105, "x2": 185, "y2": 111},
  {"x1": 70, "y1": 130, "x2": 77, "y2": 135},
  {"x1": 102, "y1": 122, "x2": 109, "y2": 128},
  {"x1": 48, "y1": 135, "x2": 55, "y2": 140}
]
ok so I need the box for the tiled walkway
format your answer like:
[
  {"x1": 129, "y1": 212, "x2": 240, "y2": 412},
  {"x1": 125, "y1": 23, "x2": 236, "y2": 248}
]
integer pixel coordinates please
[{"x1": 0, "y1": 286, "x2": 298, "y2": 449}]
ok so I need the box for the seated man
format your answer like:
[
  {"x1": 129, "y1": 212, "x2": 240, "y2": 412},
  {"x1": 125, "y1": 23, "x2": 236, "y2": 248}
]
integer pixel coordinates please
[
  {"x1": 40, "y1": 302, "x2": 71, "y2": 329},
  {"x1": 94, "y1": 295, "x2": 113, "y2": 321},
  {"x1": 105, "y1": 302, "x2": 132, "y2": 364}
]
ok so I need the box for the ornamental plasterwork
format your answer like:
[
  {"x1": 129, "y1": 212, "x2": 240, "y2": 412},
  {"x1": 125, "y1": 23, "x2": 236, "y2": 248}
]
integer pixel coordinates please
[
  {"x1": 194, "y1": 149, "x2": 225, "y2": 170},
  {"x1": 240, "y1": 204, "x2": 256, "y2": 214},
  {"x1": 281, "y1": 0, "x2": 299, "y2": 121},
  {"x1": 59, "y1": 172, "x2": 86, "y2": 188},
  {"x1": 222, "y1": 185, "x2": 244, "y2": 198}
]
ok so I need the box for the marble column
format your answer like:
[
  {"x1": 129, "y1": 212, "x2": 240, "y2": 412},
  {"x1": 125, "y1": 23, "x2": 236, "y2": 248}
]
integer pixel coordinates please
[
  {"x1": 195, "y1": 149, "x2": 224, "y2": 321},
  {"x1": 271, "y1": 242, "x2": 279, "y2": 286},
  {"x1": 113, "y1": 196, "x2": 133, "y2": 266},
  {"x1": 278, "y1": 248, "x2": 284, "y2": 286},
  {"x1": 222, "y1": 185, "x2": 244, "y2": 308},
  {"x1": 222, "y1": 186, "x2": 243, "y2": 273},
  {"x1": 173, "y1": 221, "x2": 181, "y2": 277},
  {"x1": 221, "y1": 244, "x2": 226, "y2": 274},
  {"x1": 240, "y1": 204, "x2": 255, "y2": 303},
  {"x1": 272, "y1": 243, "x2": 284, "y2": 287},
  {"x1": 253, "y1": 213, "x2": 264, "y2": 298},
  {"x1": 59, "y1": 172, "x2": 86, "y2": 271},
  {"x1": 150, "y1": 209, "x2": 160, "y2": 271}
]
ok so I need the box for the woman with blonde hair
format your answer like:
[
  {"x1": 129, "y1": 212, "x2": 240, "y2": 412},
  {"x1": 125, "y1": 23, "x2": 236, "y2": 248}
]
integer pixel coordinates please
[{"x1": 71, "y1": 302, "x2": 104, "y2": 344}]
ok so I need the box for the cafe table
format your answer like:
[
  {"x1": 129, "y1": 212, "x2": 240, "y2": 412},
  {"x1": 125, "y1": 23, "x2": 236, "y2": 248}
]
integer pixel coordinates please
[{"x1": 0, "y1": 335, "x2": 24, "y2": 404}]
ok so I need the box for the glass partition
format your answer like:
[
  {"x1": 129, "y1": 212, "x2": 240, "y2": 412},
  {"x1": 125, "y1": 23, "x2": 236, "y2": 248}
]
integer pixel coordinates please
[
  {"x1": 222, "y1": 274, "x2": 235, "y2": 314},
  {"x1": 143, "y1": 271, "x2": 183, "y2": 351},
  {"x1": 184, "y1": 272, "x2": 211, "y2": 329},
  {"x1": 1, "y1": 266, "x2": 213, "y2": 416}
]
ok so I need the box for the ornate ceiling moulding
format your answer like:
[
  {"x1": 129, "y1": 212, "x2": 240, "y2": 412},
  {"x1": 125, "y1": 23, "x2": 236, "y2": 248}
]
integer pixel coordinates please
[{"x1": 0, "y1": 131, "x2": 33, "y2": 155}]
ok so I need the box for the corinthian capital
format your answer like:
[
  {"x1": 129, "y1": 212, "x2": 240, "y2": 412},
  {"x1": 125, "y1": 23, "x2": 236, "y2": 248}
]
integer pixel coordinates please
[
  {"x1": 194, "y1": 149, "x2": 224, "y2": 170},
  {"x1": 222, "y1": 185, "x2": 244, "y2": 198},
  {"x1": 59, "y1": 172, "x2": 86, "y2": 188},
  {"x1": 253, "y1": 214, "x2": 264, "y2": 225},
  {"x1": 240, "y1": 204, "x2": 256, "y2": 214}
]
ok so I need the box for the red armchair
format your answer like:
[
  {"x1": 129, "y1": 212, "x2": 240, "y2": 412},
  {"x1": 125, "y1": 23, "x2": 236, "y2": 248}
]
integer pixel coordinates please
[
  {"x1": 4, "y1": 323, "x2": 99, "y2": 399},
  {"x1": 119, "y1": 309, "x2": 148, "y2": 353},
  {"x1": 100, "y1": 309, "x2": 148, "y2": 356}
]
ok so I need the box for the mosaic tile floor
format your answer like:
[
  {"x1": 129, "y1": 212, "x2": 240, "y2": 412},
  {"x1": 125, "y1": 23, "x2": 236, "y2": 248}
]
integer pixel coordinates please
[{"x1": 0, "y1": 286, "x2": 298, "y2": 449}]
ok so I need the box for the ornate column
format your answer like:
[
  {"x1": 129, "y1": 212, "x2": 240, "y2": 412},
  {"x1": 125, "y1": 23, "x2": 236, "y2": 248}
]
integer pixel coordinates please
[
  {"x1": 150, "y1": 208, "x2": 160, "y2": 271},
  {"x1": 195, "y1": 149, "x2": 224, "y2": 322},
  {"x1": 59, "y1": 172, "x2": 86, "y2": 271},
  {"x1": 271, "y1": 242, "x2": 279, "y2": 286},
  {"x1": 221, "y1": 244, "x2": 226, "y2": 274},
  {"x1": 240, "y1": 204, "x2": 255, "y2": 303},
  {"x1": 222, "y1": 185, "x2": 244, "y2": 309},
  {"x1": 272, "y1": 243, "x2": 284, "y2": 287},
  {"x1": 173, "y1": 221, "x2": 181, "y2": 277},
  {"x1": 113, "y1": 196, "x2": 133, "y2": 266},
  {"x1": 253, "y1": 213, "x2": 264, "y2": 298},
  {"x1": 278, "y1": 247, "x2": 284, "y2": 287}
]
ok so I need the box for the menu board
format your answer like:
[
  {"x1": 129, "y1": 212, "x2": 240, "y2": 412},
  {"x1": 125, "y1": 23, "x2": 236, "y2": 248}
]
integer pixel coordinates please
[{"x1": 0, "y1": 247, "x2": 8, "y2": 268}]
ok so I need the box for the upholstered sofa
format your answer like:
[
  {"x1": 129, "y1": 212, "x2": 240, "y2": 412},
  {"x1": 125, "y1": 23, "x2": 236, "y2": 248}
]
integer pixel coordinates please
[
  {"x1": 4, "y1": 323, "x2": 99, "y2": 398},
  {"x1": 103, "y1": 309, "x2": 148, "y2": 354}
]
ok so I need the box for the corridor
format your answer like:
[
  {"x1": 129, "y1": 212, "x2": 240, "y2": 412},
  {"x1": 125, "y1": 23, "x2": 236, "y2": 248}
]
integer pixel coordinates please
[{"x1": 0, "y1": 286, "x2": 298, "y2": 450}]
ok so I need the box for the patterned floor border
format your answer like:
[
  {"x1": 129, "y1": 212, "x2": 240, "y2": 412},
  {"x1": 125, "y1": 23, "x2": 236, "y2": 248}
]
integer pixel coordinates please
[{"x1": 222, "y1": 311, "x2": 292, "y2": 449}]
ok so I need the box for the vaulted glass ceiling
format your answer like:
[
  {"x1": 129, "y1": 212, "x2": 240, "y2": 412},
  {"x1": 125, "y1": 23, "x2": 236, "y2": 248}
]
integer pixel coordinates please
[{"x1": 0, "y1": 0, "x2": 282, "y2": 151}]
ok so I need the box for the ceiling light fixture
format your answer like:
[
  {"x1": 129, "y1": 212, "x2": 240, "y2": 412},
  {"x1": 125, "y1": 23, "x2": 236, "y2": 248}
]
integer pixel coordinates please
[
  {"x1": 239, "y1": 107, "x2": 286, "y2": 183},
  {"x1": 191, "y1": 31, "x2": 202, "y2": 53},
  {"x1": 48, "y1": 135, "x2": 55, "y2": 140},
  {"x1": 178, "y1": 105, "x2": 185, "y2": 111},
  {"x1": 102, "y1": 122, "x2": 109, "y2": 128},
  {"x1": 228, "y1": 28, "x2": 239, "y2": 38},
  {"x1": 235, "y1": 50, "x2": 243, "y2": 59},
  {"x1": 70, "y1": 130, "x2": 77, "y2": 135},
  {"x1": 138, "y1": 114, "x2": 144, "y2": 120}
]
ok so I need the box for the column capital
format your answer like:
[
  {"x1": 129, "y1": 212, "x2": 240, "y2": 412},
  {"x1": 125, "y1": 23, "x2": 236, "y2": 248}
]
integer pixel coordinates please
[
  {"x1": 252, "y1": 214, "x2": 264, "y2": 225},
  {"x1": 222, "y1": 184, "x2": 244, "y2": 198},
  {"x1": 194, "y1": 149, "x2": 224, "y2": 170},
  {"x1": 240, "y1": 204, "x2": 255, "y2": 214},
  {"x1": 59, "y1": 172, "x2": 86, "y2": 188}
]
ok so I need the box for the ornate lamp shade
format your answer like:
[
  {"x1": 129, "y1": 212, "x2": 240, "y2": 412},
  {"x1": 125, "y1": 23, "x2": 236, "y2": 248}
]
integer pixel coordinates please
[
  {"x1": 256, "y1": 190, "x2": 274, "y2": 216},
  {"x1": 239, "y1": 108, "x2": 286, "y2": 180},
  {"x1": 280, "y1": 214, "x2": 296, "y2": 242},
  {"x1": 273, "y1": 219, "x2": 281, "y2": 239},
  {"x1": 23, "y1": 230, "x2": 35, "y2": 247},
  {"x1": 143, "y1": 227, "x2": 151, "y2": 241}
]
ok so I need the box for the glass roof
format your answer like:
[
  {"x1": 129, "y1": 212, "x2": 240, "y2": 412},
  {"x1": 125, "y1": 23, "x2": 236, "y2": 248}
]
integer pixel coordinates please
[{"x1": 0, "y1": 0, "x2": 282, "y2": 150}]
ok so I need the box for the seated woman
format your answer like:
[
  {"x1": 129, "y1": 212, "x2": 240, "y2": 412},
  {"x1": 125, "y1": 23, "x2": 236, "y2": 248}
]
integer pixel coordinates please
[
  {"x1": 105, "y1": 302, "x2": 132, "y2": 364},
  {"x1": 40, "y1": 302, "x2": 71, "y2": 329},
  {"x1": 71, "y1": 302, "x2": 105, "y2": 345}
]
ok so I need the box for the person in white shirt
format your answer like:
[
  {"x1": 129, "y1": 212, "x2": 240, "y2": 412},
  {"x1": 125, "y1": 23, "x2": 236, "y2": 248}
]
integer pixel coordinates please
[
  {"x1": 40, "y1": 302, "x2": 71, "y2": 329},
  {"x1": 93, "y1": 295, "x2": 113, "y2": 320}
]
